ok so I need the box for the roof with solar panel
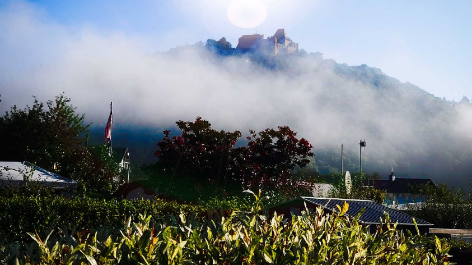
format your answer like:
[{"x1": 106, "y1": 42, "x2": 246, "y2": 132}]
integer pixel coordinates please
[{"x1": 269, "y1": 196, "x2": 432, "y2": 226}]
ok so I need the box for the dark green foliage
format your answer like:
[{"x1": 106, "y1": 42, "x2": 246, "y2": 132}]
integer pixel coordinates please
[
  {"x1": 0, "y1": 94, "x2": 120, "y2": 194},
  {"x1": 447, "y1": 240, "x2": 472, "y2": 264},
  {"x1": 0, "y1": 195, "x2": 243, "y2": 245},
  {"x1": 139, "y1": 164, "x2": 237, "y2": 202},
  {"x1": 63, "y1": 145, "x2": 121, "y2": 195},
  {"x1": 0, "y1": 94, "x2": 88, "y2": 169},
  {"x1": 405, "y1": 184, "x2": 472, "y2": 229},
  {"x1": 367, "y1": 172, "x2": 382, "y2": 180},
  {"x1": 242, "y1": 126, "x2": 314, "y2": 193},
  {"x1": 155, "y1": 117, "x2": 241, "y2": 184},
  {"x1": 0, "y1": 192, "x2": 452, "y2": 264},
  {"x1": 155, "y1": 117, "x2": 315, "y2": 197},
  {"x1": 422, "y1": 237, "x2": 472, "y2": 264},
  {"x1": 328, "y1": 172, "x2": 387, "y2": 204}
]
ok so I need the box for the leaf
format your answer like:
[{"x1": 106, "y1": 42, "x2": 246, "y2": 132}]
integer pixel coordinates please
[
  {"x1": 26, "y1": 232, "x2": 43, "y2": 247},
  {"x1": 263, "y1": 250, "x2": 274, "y2": 263},
  {"x1": 179, "y1": 212, "x2": 186, "y2": 224},
  {"x1": 435, "y1": 236, "x2": 442, "y2": 253},
  {"x1": 341, "y1": 201, "x2": 349, "y2": 216},
  {"x1": 413, "y1": 218, "x2": 420, "y2": 236},
  {"x1": 80, "y1": 250, "x2": 98, "y2": 265},
  {"x1": 399, "y1": 244, "x2": 407, "y2": 252},
  {"x1": 43, "y1": 228, "x2": 55, "y2": 246},
  {"x1": 133, "y1": 223, "x2": 143, "y2": 236},
  {"x1": 139, "y1": 230, "x2": 152, "y2": 251}
]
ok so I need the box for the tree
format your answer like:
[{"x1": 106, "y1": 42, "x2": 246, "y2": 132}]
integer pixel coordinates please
[
  {"x1": 205, "y1": 38, "x2": 234, "y2": 55},
  {"x1": 235, "y1": 126, "x2": 314, "y2": 194},
  {"x1": 363, "y1": 172, "x2": 381, "y2": 180},
  {"x1": 155, "y1": 117, "x2": 315, "y2": 196},
  {"x1": 155, "y1": 117, "x2": 241, "y2": 183},
  {"x1": 0, "y1": 94, "x2": 119, "y2": 195},
  {"x1": 0, "y1": 94, "x2": 88, "y2": 170},
  {"x1": 63, "y1": 145, "x2": 121, "y2": 195},
  {"x1": 329, "y1": 172, "x2": 386, "y2": 204}
]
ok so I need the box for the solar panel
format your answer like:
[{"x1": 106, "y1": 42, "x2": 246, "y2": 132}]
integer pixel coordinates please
[{"x1": 302, "y1": 197, "x2": 431, "y2": 225}]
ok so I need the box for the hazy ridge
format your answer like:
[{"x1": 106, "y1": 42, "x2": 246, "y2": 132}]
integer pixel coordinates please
[{"x1": 83, "y1": 43, "x2": 472, "y2": 188}]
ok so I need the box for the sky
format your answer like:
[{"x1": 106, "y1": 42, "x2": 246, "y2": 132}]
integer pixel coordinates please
[{"x1": 2, "y1": 0, "x2": 470, "y2": 101}]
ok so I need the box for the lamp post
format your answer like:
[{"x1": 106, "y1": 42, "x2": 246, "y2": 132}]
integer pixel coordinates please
[{"x1": 359, "y1": 139, "x2": 366, "y2": 175}]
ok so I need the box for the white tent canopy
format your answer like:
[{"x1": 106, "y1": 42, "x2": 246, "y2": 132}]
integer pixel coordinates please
[{"x1": 0, "y1": 161, "x2": 77, "y2": 190}]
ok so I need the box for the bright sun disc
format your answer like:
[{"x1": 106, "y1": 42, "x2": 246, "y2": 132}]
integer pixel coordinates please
[{"x1": 227, "y1": 0, "x2": 268, "y2": 29}]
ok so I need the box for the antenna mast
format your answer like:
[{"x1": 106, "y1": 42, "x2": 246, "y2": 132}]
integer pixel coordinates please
[{"x1": 359, "y1": 139, "x2": 366, "y2": 176}]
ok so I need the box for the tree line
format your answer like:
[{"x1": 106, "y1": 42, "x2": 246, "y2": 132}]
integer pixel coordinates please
[{"x1": 0, "y1": 95, "x2": 315, "y2": 197}]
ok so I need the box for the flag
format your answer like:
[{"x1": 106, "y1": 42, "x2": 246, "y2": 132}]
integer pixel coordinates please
[{"x1": 105, "y1": 102, "x2": 113, "y2": 148}]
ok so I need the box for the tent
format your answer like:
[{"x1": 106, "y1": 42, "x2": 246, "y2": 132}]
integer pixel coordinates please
[{"x1": 0, "y1": 161, "x2": 77, "y2": 190}]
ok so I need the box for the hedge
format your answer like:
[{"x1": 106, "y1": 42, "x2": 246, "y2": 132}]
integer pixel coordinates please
[
  {"x1": 0, "y1": 192, "x2": 452, "y2": 264},
  {"x1": 0, "y1": 195, "x2": 241, "y2": 244}
]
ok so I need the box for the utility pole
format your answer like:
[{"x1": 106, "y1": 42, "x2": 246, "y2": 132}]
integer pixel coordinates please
[
  {"x1": 359, "y1": 139, "x2": 366, "y2": 176},
  {"x1": 341, "y1": 144, "x2": 344, "y2": 175}
]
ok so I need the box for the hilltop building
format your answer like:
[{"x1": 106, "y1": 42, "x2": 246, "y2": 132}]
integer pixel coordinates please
[
  {"x1": 458, "y1": 96, "x2": 471, "y2": 106},
  {"x1": 236, "y1": 29, "x2": 299, "y2": 55}
]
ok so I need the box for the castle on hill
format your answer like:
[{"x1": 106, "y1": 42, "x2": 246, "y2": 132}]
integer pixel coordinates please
[{"x1": 236, "y1": 29, "x2": 299, "y2": 55}]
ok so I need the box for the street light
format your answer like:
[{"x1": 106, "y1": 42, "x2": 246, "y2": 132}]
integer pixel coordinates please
[{"x1": 359, "y1": 139, "x2": 366, "y2": 175}]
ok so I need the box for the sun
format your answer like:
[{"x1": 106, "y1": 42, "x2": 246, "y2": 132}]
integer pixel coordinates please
[{"x1": 227, "y1": 0, "x2": 268, "y2": 29}]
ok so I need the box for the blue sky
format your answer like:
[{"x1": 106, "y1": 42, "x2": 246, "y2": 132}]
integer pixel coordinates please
[{"x1": 2, "y1": 0, "x2": 472, "y2": 101}]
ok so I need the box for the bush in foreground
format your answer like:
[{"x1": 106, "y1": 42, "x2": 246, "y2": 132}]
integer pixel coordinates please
[
  {"x1": 0, "y1": 195, "x2": 240, "y2": 244},
  {"x1": 1, "y1": 191, "x2": 451, "y2": 264}
]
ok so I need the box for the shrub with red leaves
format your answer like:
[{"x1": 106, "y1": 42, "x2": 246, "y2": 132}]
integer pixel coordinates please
[{"x1": 155, "y1": 117, "x2": 314, "y2": 196}]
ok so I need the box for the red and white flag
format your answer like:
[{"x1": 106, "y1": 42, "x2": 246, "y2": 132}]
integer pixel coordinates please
[{"x1": 105, "y1": 102, "x2": 113, "y2": 146}]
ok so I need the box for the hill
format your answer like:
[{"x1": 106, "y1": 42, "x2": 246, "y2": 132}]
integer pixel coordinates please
[{"x1": 49, "y1": 38, "x2": 472, "y2": 189}]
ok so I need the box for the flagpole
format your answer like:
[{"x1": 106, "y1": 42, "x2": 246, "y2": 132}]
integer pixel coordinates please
[
  {"x1": 110, "y1": 102, "x2": 113, "y2": 156},
  {"x1": 85, "y1": 132, "x2": 89, "y2": 147}
]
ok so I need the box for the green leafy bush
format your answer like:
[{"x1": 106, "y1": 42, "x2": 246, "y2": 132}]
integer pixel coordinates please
[
  {"x1": 329, "y1": 172, "x2": 387, "y2": 204},
  {"x1": 405, "y1": 184, "x2": 472, "y2": 229},
  {"x1": 0, "y1": 195, "x2": 240, "y2": 244},
  {"x1": 447, "y1": 239, "x2": 472, "y2": 264},
  {"x1": 1, "y1": 191, "x2": 451, "y2": 264}
]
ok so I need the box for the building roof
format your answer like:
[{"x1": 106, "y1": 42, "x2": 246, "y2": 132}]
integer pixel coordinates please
[
  {"x1": 273, "y1": 28, "x2": 292, "y2": 43},
  {"x1": 113, "y1": 182, "x2": 155, "y2": 199},
  {"x1": 0, "y1": 161, "x2": 77, "y2": 189},
  {"x1": 274, "y1": 29, "x2": 286, "y2": 39},
  {"x1": 364, "y1": 178, "x2": 435, "y2": 194},
  {"x1": 459, "y1": 96, "x2": 471, "y2": 105},
  {"x1": 236, "y1": 34, "x2": 263, "y2": 49},
  {"x1": 270, "y1": 197, "x2": 432, "y2": 226}
]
